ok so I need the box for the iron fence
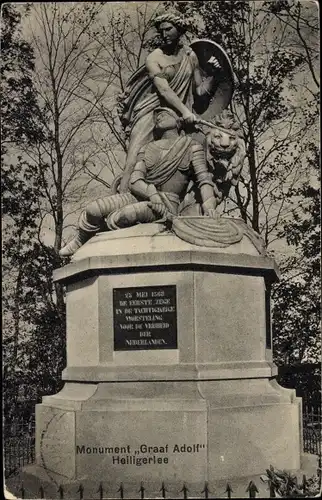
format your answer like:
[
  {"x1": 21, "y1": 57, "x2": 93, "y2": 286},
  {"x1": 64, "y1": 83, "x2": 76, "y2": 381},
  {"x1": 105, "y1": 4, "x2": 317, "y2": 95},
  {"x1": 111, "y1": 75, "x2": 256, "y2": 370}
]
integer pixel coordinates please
[
  {"x1": 4, "y1": 420, "x2": 35, "y2": 477},
  {"x1": 302, "y1": 406, "x2": 321, "y2": 455},
  {"x1": 13, "y1": 480, "x2": 247, "y2": 500},
  {"x1": 6, "y1": 474, "x2": 322, "y2": 499},
  {"x1": 3, "y1": 408, "x2": 321, "y2": 484}
]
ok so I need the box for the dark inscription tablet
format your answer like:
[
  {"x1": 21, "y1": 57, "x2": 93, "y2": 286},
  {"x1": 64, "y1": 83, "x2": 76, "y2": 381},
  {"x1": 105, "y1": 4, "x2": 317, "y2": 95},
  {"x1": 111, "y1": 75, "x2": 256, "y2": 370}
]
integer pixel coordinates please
[{"x1": 113, "y1": 285, "x2": 177, "y2": 350}]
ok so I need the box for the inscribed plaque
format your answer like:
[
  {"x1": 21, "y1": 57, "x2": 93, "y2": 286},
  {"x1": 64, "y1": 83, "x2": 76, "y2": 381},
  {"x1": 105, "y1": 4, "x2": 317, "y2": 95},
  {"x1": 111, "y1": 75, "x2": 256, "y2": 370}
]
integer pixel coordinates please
[{"x1": 113, "y1": 285, "x2": 177, "y2": 350}]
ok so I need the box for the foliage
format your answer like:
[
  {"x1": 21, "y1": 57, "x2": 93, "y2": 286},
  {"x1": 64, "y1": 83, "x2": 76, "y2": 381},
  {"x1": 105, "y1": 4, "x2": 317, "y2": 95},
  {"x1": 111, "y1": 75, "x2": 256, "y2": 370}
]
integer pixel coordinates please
[
  {"x1": 1, "y1": 4, "x2": 45, "y2": 147},
  {"x1": 1, "y1": 3, "x2": 46, "y2": 252},
  {"x1": 272, "y1": 144, "x2": 320, "y2": 365},
  {"x1": 263, "y1": 0, "x2": 319, "y2": 90},
  {"x1": 261, "y1": 465, "x2": 320, "y2": 497},
  {"x1": 1, "y1": 4, "x2": 67, "y2": 424},
  {"x1": 277, "y1": 364, "x2": 321, "y2": 408}
]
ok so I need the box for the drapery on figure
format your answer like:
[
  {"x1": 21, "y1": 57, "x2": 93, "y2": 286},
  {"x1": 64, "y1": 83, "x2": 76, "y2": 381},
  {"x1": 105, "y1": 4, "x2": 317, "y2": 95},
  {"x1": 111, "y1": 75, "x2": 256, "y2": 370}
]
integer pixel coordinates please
[
  {"x1": 59, "y1": 108, "x2": 217, "y2": 257},
  {"x1": 117, "y1": 11, "x2": 222, "y2": 193}
]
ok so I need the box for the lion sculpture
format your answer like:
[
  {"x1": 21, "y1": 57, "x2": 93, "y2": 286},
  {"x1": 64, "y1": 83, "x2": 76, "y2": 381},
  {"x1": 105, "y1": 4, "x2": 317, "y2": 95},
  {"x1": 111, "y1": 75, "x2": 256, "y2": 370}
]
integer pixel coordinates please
[
  {"x1": 170, "y1": 110, "x2": 250, "y2": 248},
  {"x1": 180, "y1": 109, "x2": 246, "y2": 216},
  {"x1": 206, "y1": 110, "x2": 246, "y2": 206}
]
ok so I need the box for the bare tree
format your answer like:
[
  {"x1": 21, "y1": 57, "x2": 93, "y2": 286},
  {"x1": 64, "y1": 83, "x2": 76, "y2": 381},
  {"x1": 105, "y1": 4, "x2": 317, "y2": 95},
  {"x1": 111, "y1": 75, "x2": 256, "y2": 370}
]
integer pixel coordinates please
[
  {"x1": 266, "y1": 0, "x2": 319, "y2": 90},
  {"x1": 23, "y1": 2, "x2": 120, "y2": 313}
]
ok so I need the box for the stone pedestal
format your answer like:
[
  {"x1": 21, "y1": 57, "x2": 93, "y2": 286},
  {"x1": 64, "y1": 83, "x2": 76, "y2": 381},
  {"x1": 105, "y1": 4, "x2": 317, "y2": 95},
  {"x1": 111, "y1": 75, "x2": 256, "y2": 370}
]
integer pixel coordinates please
[{"x1": 32, "y1": 223, "x2": 302, "y2": 496}]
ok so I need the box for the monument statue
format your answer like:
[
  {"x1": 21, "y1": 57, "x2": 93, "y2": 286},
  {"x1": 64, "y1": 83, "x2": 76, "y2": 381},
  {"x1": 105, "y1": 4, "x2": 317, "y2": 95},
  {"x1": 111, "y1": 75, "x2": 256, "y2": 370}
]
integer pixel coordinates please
[
  {"x1": 116, "y1": 11, "x2": 234, "y2": 192},
  {"x1": 60, "y1": 107, "x2": 217, "y2": 257}
]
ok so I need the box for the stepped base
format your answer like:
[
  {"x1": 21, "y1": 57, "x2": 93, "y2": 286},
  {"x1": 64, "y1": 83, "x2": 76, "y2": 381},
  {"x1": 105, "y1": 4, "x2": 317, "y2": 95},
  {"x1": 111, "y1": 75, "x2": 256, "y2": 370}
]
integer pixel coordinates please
[
  {"x1": 27, "y1": 378, "x2": 303, "y2": 490},
  {"x1": 23, "y1": 224, "x2": 304, "y2": 497}
]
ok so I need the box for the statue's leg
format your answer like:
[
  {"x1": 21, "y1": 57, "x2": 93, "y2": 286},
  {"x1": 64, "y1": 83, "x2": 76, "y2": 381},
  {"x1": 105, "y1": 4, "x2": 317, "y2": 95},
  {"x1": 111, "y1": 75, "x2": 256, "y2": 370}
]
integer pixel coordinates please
[
  {"x1": 59, "y1": 193, "x2": 135, "y2": 256},
  {"x1": 107, "y1": 202, "x2": 158, "y2": 229},
  {"x1": 85, "y1": 193, "x2": 136, "y2": 227},
  {"x1": 119, "y1": 114, "x2": 154, "y2": 193}
]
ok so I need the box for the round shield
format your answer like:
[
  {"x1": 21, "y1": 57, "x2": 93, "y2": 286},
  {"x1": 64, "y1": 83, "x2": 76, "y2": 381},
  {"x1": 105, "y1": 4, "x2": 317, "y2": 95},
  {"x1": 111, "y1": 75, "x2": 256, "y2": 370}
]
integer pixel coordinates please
[{"x1": 190, "y1": 39, "x2": 235, "y2": 119}]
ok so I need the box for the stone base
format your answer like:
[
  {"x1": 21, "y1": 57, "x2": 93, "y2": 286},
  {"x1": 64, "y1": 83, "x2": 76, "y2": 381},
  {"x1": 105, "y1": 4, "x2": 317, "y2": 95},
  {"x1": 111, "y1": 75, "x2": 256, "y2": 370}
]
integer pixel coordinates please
[
  {"x1": 31, "y1": 378, "x2": 302, "y2": 491},
  {"x1": 31, "y1": 224, "x2": 304, "y2": 498}
]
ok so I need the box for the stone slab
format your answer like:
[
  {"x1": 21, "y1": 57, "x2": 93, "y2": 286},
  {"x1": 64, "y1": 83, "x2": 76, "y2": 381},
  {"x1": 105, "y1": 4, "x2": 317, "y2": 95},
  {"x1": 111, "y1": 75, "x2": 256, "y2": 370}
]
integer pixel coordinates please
[
  {"x1": 194, "y1": 272, "x2": 266, "y2": 363},
  {"x1": 33, "y1": 378, "x2": 302, "y2": 487},
  {"x1": 36, "y1": 398, "x2": 208, "y2": 485},
  {"x1": 33, "y1": 222, "x2": 305, "y2": 497},
  {"x1": 35, "y1": 405, "x2": 76, "y2": 479},
  {"x1": 208, "y1": 403, "x2": 301, "y2": 479},
  {"x1": 61, "y1": 361, "x2": 277, "y2": 382},
  {"x1": 53, "y1": 251, "x2": 280, "y2": 284},
  {"x1": 53, "y1": 222, "x2": 280, "y2": 286},
  {"x1": 70, "y1": 221, "x2": 262, "y2": 261},
  {"x1": 62, "y1": 266, "x2": 275, "y2": 377}
]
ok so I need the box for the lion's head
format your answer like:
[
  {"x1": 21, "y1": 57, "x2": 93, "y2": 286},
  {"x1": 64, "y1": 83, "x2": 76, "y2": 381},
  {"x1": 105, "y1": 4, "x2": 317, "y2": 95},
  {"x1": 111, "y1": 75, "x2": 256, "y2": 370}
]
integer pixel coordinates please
[
  {"x1": 206, "y1": 110, "x2": 244, "y2": 159},
  {"x1": 205, "y1": 110, "x2": 246, "y2": 205}
]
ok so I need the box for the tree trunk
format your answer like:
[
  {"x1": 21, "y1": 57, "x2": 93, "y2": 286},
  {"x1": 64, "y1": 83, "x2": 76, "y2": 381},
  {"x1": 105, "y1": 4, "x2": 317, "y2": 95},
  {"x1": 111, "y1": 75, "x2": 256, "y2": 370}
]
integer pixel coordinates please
[
  {"x1": 51, "y1": 99, "x2": 66, "y2": 320},
  {"x1": 53, "y1": 154, "x2": 65, "y2": 319},
  {"x1": 247, "y1": 130, "x2": 259, "y2": 233}
]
